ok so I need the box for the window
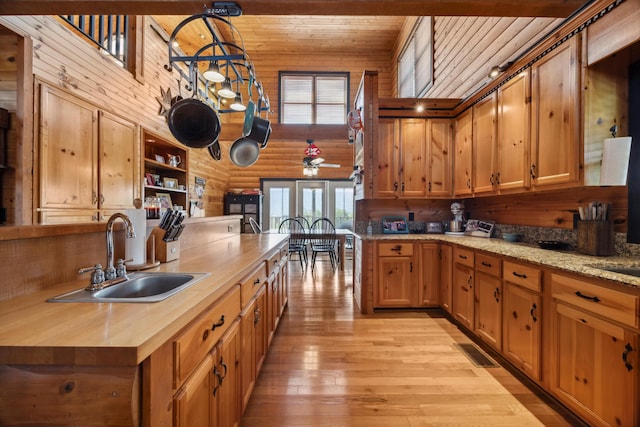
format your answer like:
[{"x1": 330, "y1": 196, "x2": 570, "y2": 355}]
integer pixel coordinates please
[
  {"x1": 398, "y1": 17, "x2": 433, "y2": 97},
  {"x1": 280, "y1": 72, "x2": 349, "y2": 124},
  {"x1": 262, "y1": 180, "x2": 353, "y2": 231}
]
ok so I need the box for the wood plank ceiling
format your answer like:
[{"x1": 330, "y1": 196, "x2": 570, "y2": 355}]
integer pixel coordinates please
[{"x1": 0, "y1": 1, "x2": 589, "y2": 17}]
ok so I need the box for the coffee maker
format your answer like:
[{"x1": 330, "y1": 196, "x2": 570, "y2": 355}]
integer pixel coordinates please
[{"x1": 448, "y1": 202, "x2": 465, "y2": 234}]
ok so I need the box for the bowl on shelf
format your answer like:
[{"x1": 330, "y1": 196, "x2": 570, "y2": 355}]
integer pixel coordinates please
[
  {"x1": 230, "y1": 188, "x2": 243, "y2": 195},
  {"x1": 502, "y1": 233, "x2": 522, "y2": 242}
]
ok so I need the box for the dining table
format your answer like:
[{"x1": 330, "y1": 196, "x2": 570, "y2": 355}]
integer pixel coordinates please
[{"x1": 266, "y1": 228, "x2": 353, "y2": 271}]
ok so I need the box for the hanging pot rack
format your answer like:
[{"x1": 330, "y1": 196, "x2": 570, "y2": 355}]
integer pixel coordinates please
[{"x1": 164, "y1": 2, "x2": 269, "y2": 114}]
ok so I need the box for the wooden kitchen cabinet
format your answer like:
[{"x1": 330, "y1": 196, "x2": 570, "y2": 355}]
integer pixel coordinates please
[
  {"x1": 502, "y1": 260, "x2": 542, "y2": 380},
  {"x1": 474, "y1": 253, "x2": 502, "y2": 350},
  {"x1": 174, "y1": 352, "x2": 216, "y2": 427},
  {"x1": 439, "y1": 244, "x2": 453, "y2": 313},
  {"x1": 38, "y1": 83, "x2": 140, "y2": 224},
  {"x1": 472, "y1": 92, "x2": 497, "y2": 195},
  {"x1": 453, "y1": 109, "x2": 473, "y2": 196},
  {"x1": 530, "y1": 35, "x2": 580, "y2": 189},
  {"x1": 215, "y1": 319, "x2": 241, "y2": 427},
  {"x1": 375, "y1": 242, "x2": 415, "y2": 307},
  {"x1": 496, "y1": 70, "x2": 531, "y2": 192},
  {"x1": 418, "y1": 243, "x2": 440, "y2": 307},
  {"x1": 550, "y1": 272, "x2": 639, "y2": 427},
  {"x1": 373, "y1": 118, "x2": 451, "y2": 199},
  {"x1": 452, "y1": 247, "x2": 474, "y2": 330}
]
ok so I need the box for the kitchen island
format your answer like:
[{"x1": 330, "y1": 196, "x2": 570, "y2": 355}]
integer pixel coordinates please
[{"x1": 0, "y1": 232, "x2": 288, "y2": 426}]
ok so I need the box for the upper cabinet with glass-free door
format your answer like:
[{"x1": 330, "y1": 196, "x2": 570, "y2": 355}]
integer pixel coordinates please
[{"x1": 530, "y1": 36, "x2": 581, "y2": 190}]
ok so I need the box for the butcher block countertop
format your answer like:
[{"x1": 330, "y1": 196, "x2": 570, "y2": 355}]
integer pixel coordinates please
[
  {"x1": 0, "y1": 233, "x2": 288, "y2": 367},
  {"x1": 358, "y1": 233, "x2": 640, "y2": 289}
]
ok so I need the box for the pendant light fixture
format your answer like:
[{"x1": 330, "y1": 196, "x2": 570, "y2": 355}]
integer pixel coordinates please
[
  {"x1": 203, "y1": 60, "x2": 225, "y2": 82},
  {"x1": 218, "y1": 77, "x2": 236, "y2": 98}
]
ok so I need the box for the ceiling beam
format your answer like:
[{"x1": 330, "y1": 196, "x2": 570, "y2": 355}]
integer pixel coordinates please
[{"x1": 0, "y1": 0, "x2": 590, "y2": 17}]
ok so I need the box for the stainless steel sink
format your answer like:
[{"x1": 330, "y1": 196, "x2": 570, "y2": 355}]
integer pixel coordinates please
[
  {"x1": 48, "y1": 272, "x2": 210, "y2": 303},
  {"x1": 600, "y1": 267, "x2": 640, "y2": 278}
]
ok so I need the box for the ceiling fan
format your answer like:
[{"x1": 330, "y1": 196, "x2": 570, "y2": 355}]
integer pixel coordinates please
[{"x1": 302, "y1": 139, "x2": 340, "y2": 169}]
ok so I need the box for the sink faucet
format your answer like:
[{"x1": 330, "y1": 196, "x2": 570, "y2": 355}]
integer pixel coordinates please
[{"x1": 105, "y1": 213, "x2": 136, "y2": 281}]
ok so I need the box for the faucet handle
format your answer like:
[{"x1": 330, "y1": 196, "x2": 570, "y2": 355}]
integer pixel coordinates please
[
  {"x1": 116, "y1": 258, "x2": 133, "y2": 278},
  {"x1": 78, "y1": 264, "x2": 105, "y2": 289}
]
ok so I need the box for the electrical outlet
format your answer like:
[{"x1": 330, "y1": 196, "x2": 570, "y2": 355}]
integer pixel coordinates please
[{"x1": 408, "y1": 212, "x2": 414, "y2": 221}]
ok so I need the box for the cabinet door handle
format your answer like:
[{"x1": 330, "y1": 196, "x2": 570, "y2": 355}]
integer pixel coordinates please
[
  {"x1": 401, "y1": 182, "x2": 405, "y2": 192},
  {"x1": 530, "y1": 303, "x2": 538, "y2": 322},
  {"x1": 211, "y1": 315, "x2": 225, "y2": 331},
  {"x1": 622, "y1": 343, "x2": 634, "y2": 372},
  {"x1": 495, "y1": 172, "x2": 500, "y2": 185},
  {"x1": 254, "y1": 306, "x2": 262, "y2": 324},
  {"x1": 489, "y1": 174, "x2": 495, "y2": 185},
  {"x1": 512, "y1": 271, "x2": 527, "y2": 279},
  {"x1": 467, "y1": 275, "x2": 473, "y2": 288},
  {"x1": 410, "y1": 262, "x2": 413, "y2": 273},
  {"x1": 481, "y1": 261, "x2": 492, "y2": 268},
  {"x1": 394, "y1": 182, "x2": 398, "y2": 191},
  {"x1": 575, "y1": 291, "x2": 601, "y2": 303},
  {"x1": 428, "y1": 182, "x2": 432, "y2": 192},
  {"x1": 219, "y1": 356, "x2": 228, "y2": 381},
  {"x1": 466, "y1": 178, "x2": 471, "y2": 189},
  {"x1": 493, "y1": 287, "x2": 500, "y2": 303},
  {"x1": 530, "y1": 164, "x2": 537, "y2": 179},
  {"x1": 212, "y1": 365, "x2": 223, "y2": 396}
]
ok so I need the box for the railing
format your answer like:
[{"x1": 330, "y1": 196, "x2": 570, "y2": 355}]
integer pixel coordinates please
[{"x1": 59, "y1": 15, "x2": 129, "y2": 66}]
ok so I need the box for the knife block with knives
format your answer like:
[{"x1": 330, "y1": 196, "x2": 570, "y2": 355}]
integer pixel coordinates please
[
  {"x1": 148, "y1": 210, "x2": 186, "y2": 262},
  {"x1": 576, "y1": 201, "x2": 614, "y2": 256}
]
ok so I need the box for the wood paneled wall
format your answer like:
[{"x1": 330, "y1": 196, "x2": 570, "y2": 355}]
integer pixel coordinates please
[{"x1": 391, "y1": 16, "x2": 563, "y2": 99}]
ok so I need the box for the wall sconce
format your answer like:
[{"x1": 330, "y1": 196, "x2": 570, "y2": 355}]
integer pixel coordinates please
[{"x1": 488, "y1": 61, "x2": 513, "y2": 79}]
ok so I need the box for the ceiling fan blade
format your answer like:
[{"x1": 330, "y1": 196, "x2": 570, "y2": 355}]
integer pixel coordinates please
[
  {"x1": 319, "y1": 163, "x2": 341, "y2": 168},
  {"x1": 310, "y1": 157, "x2": 325, "y2": 165}
]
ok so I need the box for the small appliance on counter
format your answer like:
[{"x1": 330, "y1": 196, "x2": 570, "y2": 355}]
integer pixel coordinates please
[
  {"x1": 445, "y1": 202, "x2": 465, "y2": 236},
  {"x1": 425, "y1": 221, "x2": 444, "y2": 234},
  {"x1": 464, "y1": 220, "x2": 495, "y2": 238}
]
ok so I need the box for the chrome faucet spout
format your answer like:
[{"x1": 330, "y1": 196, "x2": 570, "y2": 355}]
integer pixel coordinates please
[{"x1": 105, "y1": 213, "x2": 136, "y2": 280}]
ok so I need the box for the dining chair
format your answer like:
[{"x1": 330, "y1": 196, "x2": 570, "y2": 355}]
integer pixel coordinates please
[
  {"x1": 294, "y1": 216, "x2": 311, "y2": 230},
  {"x1": 249, "y1": 217, "x2": 262, "y2": 234},
  {"x1": 278, "y1": 218, "x2": 307, "y2": 269},
  {"x1": 309, "y1": 218, "x2": 339, "y2": 271}
]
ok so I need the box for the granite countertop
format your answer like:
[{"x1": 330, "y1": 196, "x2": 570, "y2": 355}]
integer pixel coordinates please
[{"x1": 356, "y1": 233, "x2": 640, "y2": 289}]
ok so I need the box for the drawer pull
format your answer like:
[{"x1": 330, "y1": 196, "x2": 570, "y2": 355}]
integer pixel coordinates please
[
  {"x1": 575, "y1": 291, "x2": 601, "y2": 303},
  {"x1": 390, "y1": 245, "x2": 402, "y2": 252},
  {"x1": 211, "y1": 315, "x2": 225, "y2": 331},
  {"x1": 459, "y1": 254, "x2": 468, "y2": 260},
  {"x1": 481, "y1": 261, "x2": 492, "y2": 267},
  {"x1": 622, "y1": 343, "x2": 634, "y2": 372},
  {"x1": 530, "y1": 303, "x2": 538, "y2": 322},
  {"x1": 253, "y1": 278, "x2": 261, "y2": 286},
  {"x1": 512, "y1": 271, "x2": 527, "y2": 279}
]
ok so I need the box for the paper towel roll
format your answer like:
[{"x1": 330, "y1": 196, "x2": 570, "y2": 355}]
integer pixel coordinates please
[
  {"x1": 600, "y1": 137, "x2": 632, "y2": 186},
  {"x1": 125, "y1": 209, "x2": 147, "y2": 265}
]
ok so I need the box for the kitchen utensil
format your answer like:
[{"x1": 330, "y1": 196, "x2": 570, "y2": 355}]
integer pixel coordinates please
[
  {"x1": 248, "y1": 116, "x2": 271, "y2": 149},
  {"x1": 167, "y1": 97, "x2": 221, "y2": 148},
  {"x1": 229, "y1": 136, "x2": 260, "y2": 167},
  {"x1": 502, "y1": 233, "x2": 522, "y2": 242},
  {"x1": 208, "y1": 140, "x2": 221, "y2": 161},
  {"x1": 242, "y1": 100, "x2": 256, "y2": 137},
  {"x1": 167, "y1": 154, "x2": 181, "y2": 167}
]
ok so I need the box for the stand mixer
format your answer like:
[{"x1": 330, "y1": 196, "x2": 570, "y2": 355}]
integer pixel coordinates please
[{"x1": 447, "y1": 202, "x2": 465, "y2": 235}]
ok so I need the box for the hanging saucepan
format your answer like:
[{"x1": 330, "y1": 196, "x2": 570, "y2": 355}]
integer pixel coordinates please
[
  {"x1": 229, "y1": 136, "x2": 260, "y2": 167},
  {"x1": 167, "y1": 97, "x2": 221, "y2": 148},
  {"x1": 248, "y1": 116, "x2": 271, "y2": 149}
]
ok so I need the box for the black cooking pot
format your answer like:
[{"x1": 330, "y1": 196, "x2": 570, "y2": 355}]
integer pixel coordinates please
[
  {"x1": 249, "y1": 116, "x2": 271, "y2": 149},
  {"x1": 167, "y1": 98, "x2": 221, "y2": 148}
]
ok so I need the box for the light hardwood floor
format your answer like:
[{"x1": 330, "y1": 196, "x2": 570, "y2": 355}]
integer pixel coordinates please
[{"x1": 241, "y1": 256, "x2": 582, "y2": 426}]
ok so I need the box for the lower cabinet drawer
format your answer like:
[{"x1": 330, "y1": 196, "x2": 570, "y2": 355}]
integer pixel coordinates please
[
  {"x1": 241, "y1": 263, "x2": 268, "y2": 308},
  {"x1": 453, "y1": 247, "x2": 474, "y2": 268},
  {"x1": 378, "y1": 242, "x2": 413, "y2": 256},
  {"x1": 552, "y1": 273, "x2": 639, "y2": 328},
  {"x1": 475, "y1": 253, "x2": 501, "y2": 277},
  {"x1": 503, "y1": 260, "x2": 541, "y2": 293},
  {"x1": 174, "y1": 285, "x2": 241, "y2": 386}
]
